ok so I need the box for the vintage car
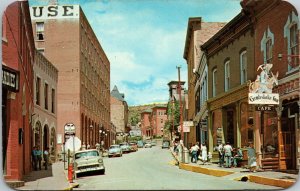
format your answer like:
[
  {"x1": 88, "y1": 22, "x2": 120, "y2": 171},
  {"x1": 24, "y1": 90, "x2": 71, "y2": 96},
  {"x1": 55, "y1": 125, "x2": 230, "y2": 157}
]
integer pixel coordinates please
[
  {"x1": 137, "y1": 140, "x2": 144, "y2": 148},
  {"x1": 144, "y1": 141, "x2": 152, "y2": 148},
  {"x1": 162, "y1": 140, "x2": 170, "y2": 149},
  {"x1": 129, "y1": 142, "x2": 138, "y2": 152},
  {"x1": 119, "y1": 142, "x2": 131, "y2": 153},
  {"x1": 108, "y1": 145, "x2": 123, "y2": 157},
  {"x1": 74, "y1": 149, "x2": 105, "y2": 178}
]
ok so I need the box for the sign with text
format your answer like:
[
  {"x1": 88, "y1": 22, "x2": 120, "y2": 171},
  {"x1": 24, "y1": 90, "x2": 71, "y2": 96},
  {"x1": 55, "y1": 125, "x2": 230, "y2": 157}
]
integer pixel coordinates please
[
  {"x1": 2, "y1": 66, "x2": 19, "y2": 92},
  {"x1": 30, "y1": 5, "x2": 80, "y2": 20},
  {"x1": 255, "y1": 105, "x2": 275, "y2": 111},
  {"x1": 183, "y1": 121, "x2": 194, "y2": 127},
  {"x1": 248, "y1": 93, "x2": 279, "y2": 105}
]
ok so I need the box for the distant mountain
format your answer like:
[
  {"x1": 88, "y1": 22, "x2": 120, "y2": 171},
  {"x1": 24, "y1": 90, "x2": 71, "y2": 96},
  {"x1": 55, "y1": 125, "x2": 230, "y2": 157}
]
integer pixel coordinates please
[{"x1": 128, "y1": 102, "x2": 168, "y2": 127}]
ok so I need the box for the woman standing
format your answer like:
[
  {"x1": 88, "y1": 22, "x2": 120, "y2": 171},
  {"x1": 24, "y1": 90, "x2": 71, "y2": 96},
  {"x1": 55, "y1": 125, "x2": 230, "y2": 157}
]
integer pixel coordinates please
[
  {"x1": 201, "y1": 143, "x2": 208, "y2": 165},
  {"x1": 247, "y1": 142, "x2": 257, "y2": 172}
]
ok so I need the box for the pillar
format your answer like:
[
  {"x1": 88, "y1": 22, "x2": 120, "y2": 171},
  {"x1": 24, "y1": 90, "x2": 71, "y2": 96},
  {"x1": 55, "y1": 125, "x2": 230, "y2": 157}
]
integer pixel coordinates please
[
  {"x1": 208, "y1": 111, "x2": 213, "y2": 153},
  {"x1": 236, "y1": 102, "x2": 241, "y2": 148},
  {"x1": 276, "y1": 104, "x2": 283, "y2": 169},
  {"x1": 254, "y1": 111, "x2": 262, "y2": 168}
]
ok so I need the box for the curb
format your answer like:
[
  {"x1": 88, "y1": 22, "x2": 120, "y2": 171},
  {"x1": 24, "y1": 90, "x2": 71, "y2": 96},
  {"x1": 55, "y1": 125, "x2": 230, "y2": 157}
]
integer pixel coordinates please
[
  {"x1": 170, "y1": 149, "x2": 296, "y2": 188},
  {"x1": 63, "y1": 169, "x2": 79, "y2": 190}
]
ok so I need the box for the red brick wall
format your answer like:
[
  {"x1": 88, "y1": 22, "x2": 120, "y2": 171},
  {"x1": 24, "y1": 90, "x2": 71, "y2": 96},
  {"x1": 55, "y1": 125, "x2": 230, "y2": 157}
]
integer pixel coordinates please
[
  {"x1": 2, "y1": 1, "x2": 35, "y2": 180},
  {"x1": 254, "y1": 1, "x2": 297, "y2": 77}
]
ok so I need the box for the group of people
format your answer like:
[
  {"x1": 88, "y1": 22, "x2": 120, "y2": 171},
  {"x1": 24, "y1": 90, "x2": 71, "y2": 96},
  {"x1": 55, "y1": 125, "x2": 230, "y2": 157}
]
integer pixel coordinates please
[
  {"x1": 189, "y1": 142, "x2": 212, "y2": 165},
  {"x1": 217, "y1": 142, "x2": 257, "y2": 172},
  {"x1": 32, "y1": 146, "x2": 49, "y2": 170}
]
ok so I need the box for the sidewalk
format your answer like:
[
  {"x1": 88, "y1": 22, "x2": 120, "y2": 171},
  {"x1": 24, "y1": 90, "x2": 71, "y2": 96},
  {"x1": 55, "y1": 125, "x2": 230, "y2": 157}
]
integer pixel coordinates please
[
  {"x1": 170, "y1": 148, "x2": 299, "y2": 189},
  {"x1": 14, "y1": 162, "x2": 78, "y2": 191}
]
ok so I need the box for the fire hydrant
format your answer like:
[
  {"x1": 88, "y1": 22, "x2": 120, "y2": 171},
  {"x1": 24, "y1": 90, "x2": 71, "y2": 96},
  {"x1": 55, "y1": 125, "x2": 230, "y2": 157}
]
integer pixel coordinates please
[{"x1": 68, "y1": 163, "x2": 73, "y2": 183}]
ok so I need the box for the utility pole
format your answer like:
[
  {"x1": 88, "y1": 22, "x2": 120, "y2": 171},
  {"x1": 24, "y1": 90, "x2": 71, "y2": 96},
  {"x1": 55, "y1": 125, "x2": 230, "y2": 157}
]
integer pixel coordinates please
[{"x1": 176, "y1": 66, "x2": 183, "y2": 143}]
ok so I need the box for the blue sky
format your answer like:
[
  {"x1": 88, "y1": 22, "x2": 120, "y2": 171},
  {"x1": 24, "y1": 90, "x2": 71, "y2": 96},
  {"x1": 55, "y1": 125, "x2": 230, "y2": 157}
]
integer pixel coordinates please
[{"x1": 28, "y1": 0, "x2": 242, "y2": 106}]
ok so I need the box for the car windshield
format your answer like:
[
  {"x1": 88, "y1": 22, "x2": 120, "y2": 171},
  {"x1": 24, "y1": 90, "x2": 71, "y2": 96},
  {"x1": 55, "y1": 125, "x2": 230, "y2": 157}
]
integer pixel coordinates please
[
  {"x1": 110, "y1": 145, "x2": 119, "y2": 149},
  {"x1": 75, "y1": 151, "x2": 99, "y2": 159}
]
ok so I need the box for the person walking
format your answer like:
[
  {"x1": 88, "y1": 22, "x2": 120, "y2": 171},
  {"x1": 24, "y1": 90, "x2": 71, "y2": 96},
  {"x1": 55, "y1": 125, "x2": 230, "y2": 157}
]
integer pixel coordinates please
[
  {"x1": 233, "y1": 147, "x2": 243, "y2": 167},
  {"x1": 223, "y1": 142, "x2": 233, "y2": 168},
  {"x1": 43, "y1": 147, "x2": 49, "y2": 170},
  {"x1": 247, "y1": 142, "x2": 257, "y2": 172},
  {"x1": 31, "y1": 146, "x2": 37, "y2": 170},
  {"x1": 218, "y1": 143, "x2": 224, "y2": 167},
  {"x1": 200, "y1": 143, "x2": 208, "y2": 165},
  {"x1": 36, "y1": 146, "x2": 42, "y2": 170},
  {"x1": 189, "y1": 144, "x2": 199, "y2": 163}
]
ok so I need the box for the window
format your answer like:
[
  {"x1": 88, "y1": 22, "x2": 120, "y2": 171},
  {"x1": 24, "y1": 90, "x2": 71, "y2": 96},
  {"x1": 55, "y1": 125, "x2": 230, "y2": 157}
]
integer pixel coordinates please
[
  {"x1": 51, "y1": 88, "x2": 55, "y2": 113},
  {"x1": 224, "y1": 61, "x2": 230, "y2": 92},
  {"x1": 289, "y1": 23, "x2": 299, "y2": 69},
  {"x1": 212, "y1": 69, "x2": 217, "y2": 97},
  {"x1": 36, "y1": 22, "x2": 44, "y2": 40},
  {"x1": 44, "y1": 83, "x2": 48, "y2": 110},
  {"x1": 240, "y1": 51, "x2": 247, "y2": 84},
  {"x1": 36, "y1": 77, "x2": 41, "y2": 105},
  {"x1": 266, "y1": 39, "x2": 273, "y2": 63}
]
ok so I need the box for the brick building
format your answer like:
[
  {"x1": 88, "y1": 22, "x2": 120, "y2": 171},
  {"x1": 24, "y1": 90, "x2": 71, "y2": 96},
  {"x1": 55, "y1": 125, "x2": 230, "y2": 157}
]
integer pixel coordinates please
[
  {"x1": 111, "y1": 85, "x2": 128, "y2": 143},
  {"x1": 201, "y1": 11, "x2": 255, "y2": 153},
  {"x1": 183, "y1": 17, "x2": 226, "y2": 146},
  {"x1": 150, "y1": 105, "x2": 168, "y2": 138},
  {"x1": 2, "y1": 1, "x2": 35, "y2": 182},
  {"x1": 33, "y1": 50, "x2": 58, "y2": 162},
  {"x1": 140, "y1": 109, "x2": 152, "y2": 139},
  {"x1": 241, "y1": 0, "x2": 300, "y2": 170},
  {"x1": 29, "y1": 3, "x2": 111, "y2": 152}
]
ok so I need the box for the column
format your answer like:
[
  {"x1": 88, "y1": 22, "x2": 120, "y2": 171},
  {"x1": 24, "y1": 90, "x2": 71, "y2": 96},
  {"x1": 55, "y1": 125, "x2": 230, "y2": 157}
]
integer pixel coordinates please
[
  {"x1": 254, "y1": 111, "x2": 262, "y2": 168},
  {"x1": 275, "y1": 104, "x2": 283, "y2": 169},
  {"x1": 208, "y1": 111, "x2": 213, "y2": 153},
  {"x1": 236, "y1": 102, "x2": 241, "y2": 148},
  {"x1": 296, "y1": 101, "x2": 300, "y2": 169}
]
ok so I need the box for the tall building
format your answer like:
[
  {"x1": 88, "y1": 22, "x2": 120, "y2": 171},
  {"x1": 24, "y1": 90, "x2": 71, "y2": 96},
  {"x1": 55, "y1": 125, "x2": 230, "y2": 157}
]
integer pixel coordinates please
[
  {"x1": 150, "y1": 105, "x2": 167, "y2": 137},
  {"x1": 183, "y1": 17, "x2": 226, "y2": 146},
  {"x1": 110, "y1": 85, "x2": 129, "y2": 134},
  {"x1": 2, "y1": 1, "x2": 35, "y2": 184},
  {"x1": 29, "y1": 3, "x2": 111, "y2": 152}
]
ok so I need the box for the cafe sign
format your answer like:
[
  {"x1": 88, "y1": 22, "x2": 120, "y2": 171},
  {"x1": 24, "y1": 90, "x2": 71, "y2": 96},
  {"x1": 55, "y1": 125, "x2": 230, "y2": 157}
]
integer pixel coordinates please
[
  {"x1": 2, "y1": 66, "x2": 19, "y2": 92},
  {"x1": 248, "y1": 63, "x2": 279, "y2": 105}
]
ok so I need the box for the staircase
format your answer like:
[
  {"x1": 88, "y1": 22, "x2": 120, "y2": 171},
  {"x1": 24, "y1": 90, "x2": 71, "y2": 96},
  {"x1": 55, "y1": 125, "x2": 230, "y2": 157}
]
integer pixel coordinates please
[{"x1": 261, "y1": 157, "x2": 279, "y2": 170}]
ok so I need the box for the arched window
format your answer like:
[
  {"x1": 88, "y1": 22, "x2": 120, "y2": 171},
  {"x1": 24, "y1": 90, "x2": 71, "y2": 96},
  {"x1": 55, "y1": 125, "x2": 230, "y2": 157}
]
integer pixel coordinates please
[
  {"x1": 240, "y1": 50, "x2": 247, "y2": 84},
  {"x1": 212, "y1": 68, "x2": 217, "y2": 97},
  {"x1": 224, "y1": 60, "x2": 230, "y2": 92}
]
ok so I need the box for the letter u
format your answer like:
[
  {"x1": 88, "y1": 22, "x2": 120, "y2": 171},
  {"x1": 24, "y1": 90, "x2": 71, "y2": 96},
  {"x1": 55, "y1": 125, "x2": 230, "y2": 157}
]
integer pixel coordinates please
[{"x1": 32, "y1": 7, "x2": 43, "y2": 17}]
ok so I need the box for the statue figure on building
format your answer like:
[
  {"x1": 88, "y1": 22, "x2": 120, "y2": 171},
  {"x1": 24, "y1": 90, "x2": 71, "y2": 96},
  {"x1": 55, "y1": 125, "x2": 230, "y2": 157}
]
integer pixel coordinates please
[{"x1": 248, "y1": 63, "x2": 278, "y2": 93}]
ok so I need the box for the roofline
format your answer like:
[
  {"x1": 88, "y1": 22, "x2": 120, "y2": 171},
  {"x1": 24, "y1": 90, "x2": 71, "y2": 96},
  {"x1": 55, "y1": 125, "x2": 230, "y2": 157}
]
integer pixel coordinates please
[
  {"x1": 201, "y1": 11, "x2": 244, "y2": 50},
  {"x1": 183, "y1": 17, "x2": 202, "y2": 60}
]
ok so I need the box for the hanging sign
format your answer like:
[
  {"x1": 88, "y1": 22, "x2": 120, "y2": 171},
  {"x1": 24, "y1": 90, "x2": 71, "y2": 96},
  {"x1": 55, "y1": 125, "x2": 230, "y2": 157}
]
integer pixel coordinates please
[{"x1": 248, "y1": 63, "x2": 279, "y2": 105}]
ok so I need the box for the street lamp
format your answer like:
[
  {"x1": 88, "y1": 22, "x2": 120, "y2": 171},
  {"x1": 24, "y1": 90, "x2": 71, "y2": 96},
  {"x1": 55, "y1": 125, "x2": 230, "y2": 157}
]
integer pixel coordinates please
[{"x1": 89, "y1": 125, "x2": 93, "y2": 148}]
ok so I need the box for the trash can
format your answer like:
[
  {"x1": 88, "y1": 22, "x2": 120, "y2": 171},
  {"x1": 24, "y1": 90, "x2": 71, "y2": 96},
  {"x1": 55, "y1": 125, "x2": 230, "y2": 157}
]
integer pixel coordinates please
[{"x1": 183, "y1": 148, "x2": 190, "y2": 164}]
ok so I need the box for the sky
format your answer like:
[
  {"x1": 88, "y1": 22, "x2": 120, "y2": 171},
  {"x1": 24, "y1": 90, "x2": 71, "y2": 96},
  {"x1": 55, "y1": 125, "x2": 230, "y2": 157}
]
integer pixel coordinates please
[{"x1": 28, "y1": 0, "x2": 242, "y2": 106}]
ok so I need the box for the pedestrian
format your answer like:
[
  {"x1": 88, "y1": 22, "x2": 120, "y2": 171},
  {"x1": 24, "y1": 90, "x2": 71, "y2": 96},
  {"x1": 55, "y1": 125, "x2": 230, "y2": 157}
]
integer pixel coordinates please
[
  {"x1": 223, "y1": 142, "x2": 233, "y2": 168},
  {"x1": 233, "y1": 147, "x2": 243, "y2": 167},
  {"x1": 36, "y1": 146, "x2": 42, "y2": 170},
  {"x1": 31, "y1": 146, "x2": 37, "y2": 170},
  {"x1": 218, "y1": 143, "x2": 224, "y2": 167},
  {"x1": 43, "y1": 147, "x2": 49, "y2": 170},
  {"x1": 200, "y1": 143, "x2": 208, "y2": 165},
  {"x1": 87, "y1": 143, "x2": 90, "y2": 149},
  {"x1": 189, "y1": 144, "x2": 198, "y2": 163},
  {"x1": 247, "y1": 142, "x2": 257, "y2": 172},
  {"x1": 196, "y1": 142, "x2": 200, "y2": 161},
  {"x1": 81, "y1": 142, "x2": 86, "y2": 150}
]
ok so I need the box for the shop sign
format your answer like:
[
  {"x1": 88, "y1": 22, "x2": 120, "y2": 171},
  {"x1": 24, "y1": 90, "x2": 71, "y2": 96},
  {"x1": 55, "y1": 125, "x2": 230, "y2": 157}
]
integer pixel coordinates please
[
  {"x1": 255, "y1": 105, "x2": 275, "y2": 111},
  {"x1": 177, "y1": 125, "x2": 190, "y2": 133},
  {"x1": 2, "y1": 66, "x2": 19, "y2": 92},
  {"x1": 183, "y1": 121, "x2": 194, "y2": 127},
  {"x1": 30, "y1": 5, "x2": 79, "y2": 20},
  {"x1": 248, "y1": 63, "x2": 279, "y2": 105},
  {"x1": 248, "y1": 93, "x2": 279, "y2": 105}
]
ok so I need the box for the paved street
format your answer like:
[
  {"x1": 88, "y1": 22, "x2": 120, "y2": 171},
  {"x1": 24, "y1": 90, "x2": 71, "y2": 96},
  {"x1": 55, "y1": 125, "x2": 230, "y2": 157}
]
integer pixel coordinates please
[{"x1": 73, "y1": 146, "x2": 280, "y2": 190}]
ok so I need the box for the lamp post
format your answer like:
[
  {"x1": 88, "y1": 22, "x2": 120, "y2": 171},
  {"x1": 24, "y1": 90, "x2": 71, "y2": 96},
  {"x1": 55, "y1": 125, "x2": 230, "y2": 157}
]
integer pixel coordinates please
[
  {"x1": 89, "y1": 125, "x2": 93, "y2": 148},
  {"x1": 176, "y1": 66, "x2": 183, "y2": 144}
]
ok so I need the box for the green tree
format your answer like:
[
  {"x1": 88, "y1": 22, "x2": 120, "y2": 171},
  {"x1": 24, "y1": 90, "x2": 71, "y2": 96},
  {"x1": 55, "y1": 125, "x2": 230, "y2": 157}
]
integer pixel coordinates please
[{"x1": 165, "y1": 100, "x2": 180, "y2": 140}]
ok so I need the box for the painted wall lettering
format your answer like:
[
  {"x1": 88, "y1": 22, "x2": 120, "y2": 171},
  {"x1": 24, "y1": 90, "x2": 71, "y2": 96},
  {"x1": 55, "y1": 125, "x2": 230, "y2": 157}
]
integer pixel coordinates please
[{"x1": 30, "y1": 5, "x2": 79, "y2": 20}]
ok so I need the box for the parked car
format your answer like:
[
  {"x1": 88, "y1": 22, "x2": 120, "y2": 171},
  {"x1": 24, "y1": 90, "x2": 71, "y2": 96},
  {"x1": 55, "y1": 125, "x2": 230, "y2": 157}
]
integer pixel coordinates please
[
  {"x1": 108, "y1": 145, "x2": 122, "y2": 157},
  {"x1": 137, "y1": 140, "x2": 144, "y2": 148},
  {"x1": 144, "y1": 141, "x2": 152, "y2": 148},
  {"x1": 119, "y1": 142, "x2": 131, "y2": 153},
  {"x1": 129, "y1": 142, "x2": 138, "y2": 152},
  {"x1": 151, "y1": 140, "x2": 157, "y2": 146},
  {"x1": 162, "y1": 140, "x2": 170, "y2": 149},
  {"x1": 73, "y1": 149, "x2": 105, "y2": 178}
]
